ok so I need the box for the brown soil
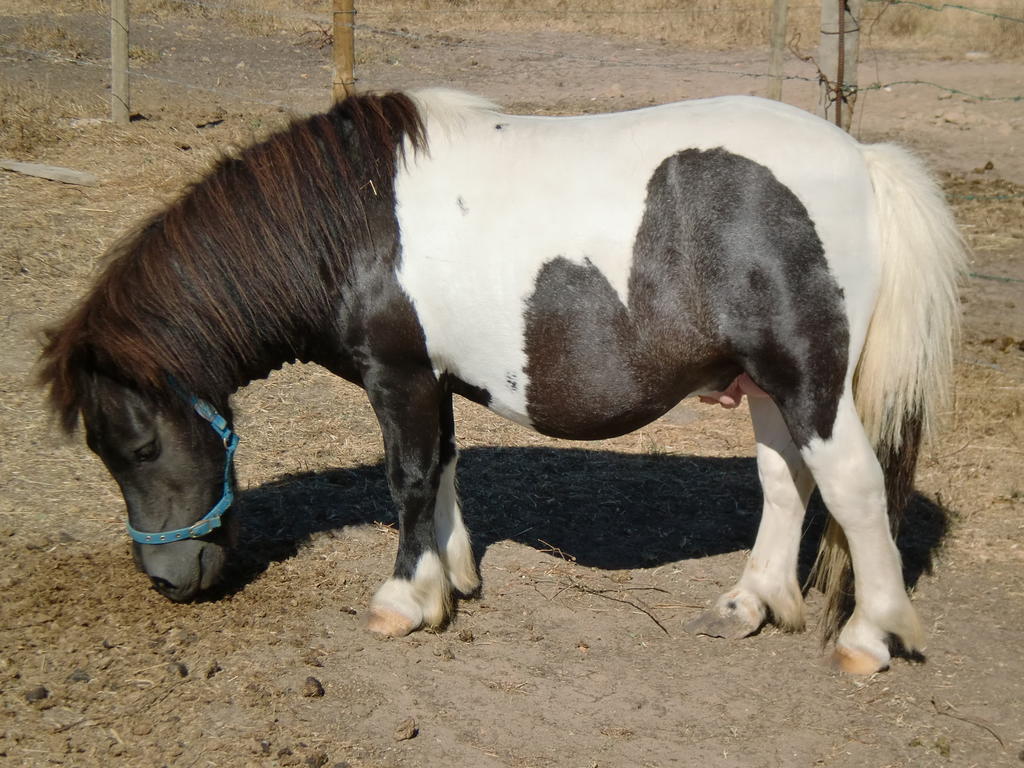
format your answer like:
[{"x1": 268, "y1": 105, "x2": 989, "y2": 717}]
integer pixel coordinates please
[{"x1": 2, "y1": 8, "x2": 1023, "y2": 768}]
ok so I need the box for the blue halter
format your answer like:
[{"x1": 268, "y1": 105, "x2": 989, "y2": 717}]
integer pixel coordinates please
[{"x1": 126, "y1": 382, "x2": 239, "y2": 545}]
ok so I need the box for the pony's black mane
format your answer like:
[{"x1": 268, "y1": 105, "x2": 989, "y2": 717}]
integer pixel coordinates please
[{"x1": 39, "y1": 91, "x2": 426, "y2": 431}]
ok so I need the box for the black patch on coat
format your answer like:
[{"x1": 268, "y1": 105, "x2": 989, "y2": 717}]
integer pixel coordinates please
[{"x1": 523, "y1": 147, "x2": 848, "y2": 446}]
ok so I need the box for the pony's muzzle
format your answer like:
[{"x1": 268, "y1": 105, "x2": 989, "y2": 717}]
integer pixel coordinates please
[{"x1": 136, "y1": 538, "x2": 214, "y2": 602}]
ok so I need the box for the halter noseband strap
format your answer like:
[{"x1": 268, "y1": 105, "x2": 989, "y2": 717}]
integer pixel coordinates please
[{"x1": 126, "y1": 381, "x2": 239, "y2": 545}]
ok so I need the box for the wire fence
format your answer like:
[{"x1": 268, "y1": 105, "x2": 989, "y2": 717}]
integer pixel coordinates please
[
  {"x1": 4, "y1": 2, "x2": 1024, "y2": 115},
  {"x1": 2, "y1": 0, "x2": 1023, "y2": 131}
]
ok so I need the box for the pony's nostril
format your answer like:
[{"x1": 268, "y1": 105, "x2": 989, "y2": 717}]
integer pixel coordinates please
[{"x1": 150, "y1": 576, "x2": 177, "y2": 594}]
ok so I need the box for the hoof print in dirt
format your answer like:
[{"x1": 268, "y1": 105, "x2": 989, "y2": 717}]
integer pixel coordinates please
[{"x1": 394, "y1": 717, "x2": 418, "y2": 741}]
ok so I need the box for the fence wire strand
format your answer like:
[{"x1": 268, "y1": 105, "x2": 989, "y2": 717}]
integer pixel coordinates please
[{"x1": 866, "y1": 0, "x2": 1024, "y2": 25}]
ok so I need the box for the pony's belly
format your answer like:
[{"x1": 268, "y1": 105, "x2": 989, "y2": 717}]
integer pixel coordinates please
[{"x1": 526, "y1": 396, "x2": 674, "y2": 441}]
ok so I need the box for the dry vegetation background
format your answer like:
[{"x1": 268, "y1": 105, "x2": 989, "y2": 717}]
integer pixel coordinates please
[{"x1": 2, "y1": 1, "x2": 1023, "y2": 767}]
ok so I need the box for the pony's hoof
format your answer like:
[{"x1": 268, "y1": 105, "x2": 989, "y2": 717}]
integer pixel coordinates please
[
  {"x1": 685, "y1": 592, "x2": 764, "y2": 639},
  {"x1": 685, "y1": 611, "x2": 757, "y2": 639},
  {"x1": 830, "y1": 645, "x2": 889, "y2": 675},
  {"x1": 367, "y1": 607, "x2": 420, "y2": 637}
]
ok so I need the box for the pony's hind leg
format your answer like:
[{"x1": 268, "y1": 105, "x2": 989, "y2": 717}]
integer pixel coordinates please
[
  {"x1": 801, "y1": 396, "x2": 924, "y2": 673},
  {"x1": 365, "y1": 372, "x2": 457, "y2": 637},
  {"x1": 686, "y1": 396, "x2": 815, "y2": 639}
]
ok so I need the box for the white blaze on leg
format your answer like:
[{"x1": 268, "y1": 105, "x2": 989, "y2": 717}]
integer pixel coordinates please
[
  {"x1": 434, "y1": 458, "x2": 480, "y2": 595},
  {"x1": 367, "y1": 551, "x2": 451, "y2": 637}
]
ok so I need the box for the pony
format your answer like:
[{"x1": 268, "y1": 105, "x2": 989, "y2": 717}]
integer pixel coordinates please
[{"x1": 39, "y1": 89, "x2": 966, "y2": 674}]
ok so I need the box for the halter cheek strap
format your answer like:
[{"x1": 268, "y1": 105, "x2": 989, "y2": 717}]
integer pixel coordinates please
[{"x1": 126, "y1": 384, "x2": 239, "y2": 545}]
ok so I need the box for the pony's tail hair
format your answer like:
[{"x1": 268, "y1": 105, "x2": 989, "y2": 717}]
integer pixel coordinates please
[{"x1": 811, "y1": 143, "x2": 967, "y2": 643}]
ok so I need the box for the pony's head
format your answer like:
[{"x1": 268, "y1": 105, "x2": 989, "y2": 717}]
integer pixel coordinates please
[
  {"x1": 39, "y1": 318, "x2": 239, "y2": 600},
  {"x1": 80, "y1": 372, "x2": 238, "y2": 600}
]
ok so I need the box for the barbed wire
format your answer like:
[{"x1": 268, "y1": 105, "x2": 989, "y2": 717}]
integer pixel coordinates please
[
  {"x1": 357, "y1": 23, "x2": 1024, "y2": 102},
  {"x1": 866, "y1": 0, "x2": 1024, "y2": 25}
]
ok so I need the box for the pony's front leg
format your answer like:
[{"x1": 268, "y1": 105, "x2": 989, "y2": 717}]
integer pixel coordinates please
[
  {"x1": 687, "y1": 397, "x2": 815, "y2": 639},
  {"x1": 363, "y1": 369, "x2": 454, "y2": 637},
  {"x1": 435, "y1": 393, "x2": 480, "y2": 597}
]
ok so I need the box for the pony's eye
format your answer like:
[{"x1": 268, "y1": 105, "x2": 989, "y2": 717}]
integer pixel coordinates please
[{"x1": 134, "y1": 441, "x2": 159, "y2": 463}]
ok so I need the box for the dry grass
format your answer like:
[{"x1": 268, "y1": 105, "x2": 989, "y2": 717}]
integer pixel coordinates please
[
  {"x1": 6, "y1": 21, "x2": 90, "y2": 58},
  {"x1": 0, "y1": 83, "x2": 90, "y2": 157}
]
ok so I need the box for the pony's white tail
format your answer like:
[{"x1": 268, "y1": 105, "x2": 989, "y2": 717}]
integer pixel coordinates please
[
  {"x1": 854, "y1": 143, "x2": 967, "y2": 455},
  {"x1": 813, "y1": 143, "x2": 967, "y2": 642}
]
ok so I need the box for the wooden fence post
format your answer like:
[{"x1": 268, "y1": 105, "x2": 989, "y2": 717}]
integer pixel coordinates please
[
  {"x1": 817, "y1": 0, "x2": 863, "y2": 131},
  {"x1": 768, "y1": 0, "x2": 789, "y2": 101},
  {"x1": 111, "y1": 0, "x2": 130, "y2": 125},
  {"x1": 333, "y1": 0, "x2": 355, "y2": 102}
]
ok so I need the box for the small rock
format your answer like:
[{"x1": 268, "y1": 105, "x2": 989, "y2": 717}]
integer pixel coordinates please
[
  {"x1": 302, "y1": 677, "x2": 325, "y2": 698},
  {"x1": 25, "y1": 685, "x2": 49, "y2": 703},
  {"x1": 67, "y1": 669, "x2": 91, "y2": 683},
  {"x1": 457, "y1": 629, "x2": 474, "y2": 643},
  {"x1": 394, "y1": 717, "x2": 418, "y2": 741}
]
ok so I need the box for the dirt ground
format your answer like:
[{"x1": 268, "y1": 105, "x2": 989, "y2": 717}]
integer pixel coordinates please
[{"x1": 2, "y1": 6, "x2": 1023, "y2": 768}]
